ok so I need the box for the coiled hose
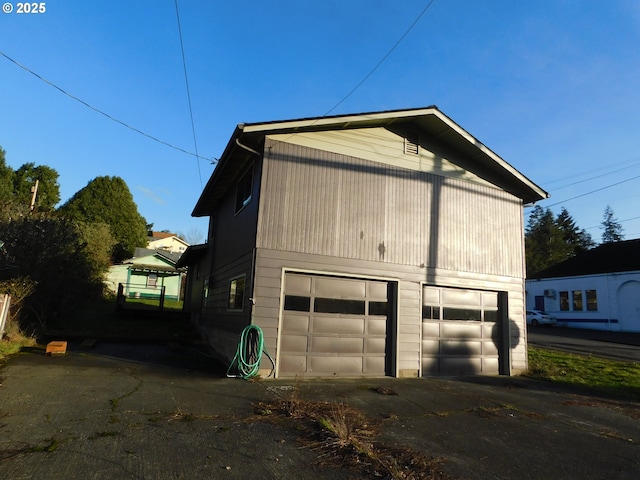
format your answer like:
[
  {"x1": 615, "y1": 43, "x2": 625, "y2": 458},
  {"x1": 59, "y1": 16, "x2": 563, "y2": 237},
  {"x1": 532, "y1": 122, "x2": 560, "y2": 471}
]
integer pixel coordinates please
[{"x1": 226, "y1": 325, "x2": 275, "y2": 379}]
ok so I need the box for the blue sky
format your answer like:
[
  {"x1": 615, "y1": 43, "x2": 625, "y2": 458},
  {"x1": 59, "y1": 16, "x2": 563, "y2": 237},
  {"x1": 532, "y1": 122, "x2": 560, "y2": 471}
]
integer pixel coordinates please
[{"x1": 1, "y1": 1, "x2": 640, "y2": 243}]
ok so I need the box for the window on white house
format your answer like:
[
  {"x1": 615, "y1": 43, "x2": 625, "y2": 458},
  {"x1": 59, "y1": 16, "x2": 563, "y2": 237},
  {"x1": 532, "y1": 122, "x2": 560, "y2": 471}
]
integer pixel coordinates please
[
  {"x1": 559, "y1": 291, "x2": 569, "y2": 311},
  {"x1": 586, "y1": 290, "x2": 598, "y2": 311},
  {"x1": 228, "y1": 275, "x2": 246, "y2": 310},
  {"x1": 147, "y1": 273, "x2": 158, "y2": 288},
  {"x1": 572, "y1": 290, "x2": 583, "y2": 311}
]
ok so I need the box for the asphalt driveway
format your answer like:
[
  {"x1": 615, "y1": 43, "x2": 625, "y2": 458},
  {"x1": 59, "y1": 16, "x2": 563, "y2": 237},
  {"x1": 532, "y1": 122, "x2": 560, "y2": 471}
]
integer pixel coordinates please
[{"x1": 1, "y1": 342, "x2": 639, "y2": 479}]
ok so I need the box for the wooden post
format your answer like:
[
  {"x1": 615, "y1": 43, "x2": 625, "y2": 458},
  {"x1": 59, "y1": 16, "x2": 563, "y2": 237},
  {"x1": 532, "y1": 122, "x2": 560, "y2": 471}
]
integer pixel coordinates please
[{"x1": 159, "y1": 285, "x2": 166, "y2": 311}]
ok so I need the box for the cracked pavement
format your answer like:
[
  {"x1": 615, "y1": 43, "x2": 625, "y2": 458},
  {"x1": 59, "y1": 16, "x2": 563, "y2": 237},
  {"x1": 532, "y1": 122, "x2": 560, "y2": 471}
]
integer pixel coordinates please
[{"x1": 1, "y1": 342, "x2": 639, "y2": 479}]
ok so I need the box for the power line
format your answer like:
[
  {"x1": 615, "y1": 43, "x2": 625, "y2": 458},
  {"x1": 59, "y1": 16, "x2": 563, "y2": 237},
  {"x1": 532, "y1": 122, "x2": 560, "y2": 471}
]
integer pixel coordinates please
[
  {"x1": 549, "y1": 160, "x2": 640, "y2": 192},
  {"x1": 323, "y1": 0, "x2": 438, "y2": 116},
  {"x1": 174, "y1": 0, "x2": 203, "y2": 188},
  {"x1": 542, "y1": 173, "x2": 640, "y2": 208},
  {"x1": 0, "y1": 50, "x2": 211, "y2": 162},
  {"x1": 585, "y1": 215, "x2": 640, "y2": 231}
]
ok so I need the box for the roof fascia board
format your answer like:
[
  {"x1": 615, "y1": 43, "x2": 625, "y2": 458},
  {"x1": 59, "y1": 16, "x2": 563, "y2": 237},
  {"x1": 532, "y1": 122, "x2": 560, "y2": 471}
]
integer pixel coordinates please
[{"x1": 240, "y1": 107, "x2": 440, "y2": 134}]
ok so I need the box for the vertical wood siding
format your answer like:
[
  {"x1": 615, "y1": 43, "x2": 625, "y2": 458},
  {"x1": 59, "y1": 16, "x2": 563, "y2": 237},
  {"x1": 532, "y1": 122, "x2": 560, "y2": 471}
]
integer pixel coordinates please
[{"x1": 257, "y1": 139, "x2": 524, "y2": 278}]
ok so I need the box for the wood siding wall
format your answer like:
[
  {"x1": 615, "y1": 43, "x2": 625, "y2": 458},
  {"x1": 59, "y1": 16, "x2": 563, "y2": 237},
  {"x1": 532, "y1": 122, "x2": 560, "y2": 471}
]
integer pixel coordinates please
[{"x1": 257, "y1": 139, "x2": 524, "y2": 278}]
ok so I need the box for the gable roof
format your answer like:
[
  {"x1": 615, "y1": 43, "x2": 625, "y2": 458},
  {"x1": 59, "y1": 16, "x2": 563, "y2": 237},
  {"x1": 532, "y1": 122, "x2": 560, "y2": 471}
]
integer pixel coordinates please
[
  {"x1": 130, "y1": 248, "x2": 182, "y2": 265},
  {"x1": 530, "y1": 239, "x2": 640, "y2": 279},
  {"x1": 192, "y1": 106, "x2": 548, "y2": 216},
  {"x1": 175, "y1": 243, "x2": 207, "y2": 269}
]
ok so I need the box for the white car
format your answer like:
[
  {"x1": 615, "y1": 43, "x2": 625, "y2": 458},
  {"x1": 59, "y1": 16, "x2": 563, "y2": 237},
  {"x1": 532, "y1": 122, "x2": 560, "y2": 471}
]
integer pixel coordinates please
[{"x1": 526, "y1": 310, "x2": 557, "y2": 327}]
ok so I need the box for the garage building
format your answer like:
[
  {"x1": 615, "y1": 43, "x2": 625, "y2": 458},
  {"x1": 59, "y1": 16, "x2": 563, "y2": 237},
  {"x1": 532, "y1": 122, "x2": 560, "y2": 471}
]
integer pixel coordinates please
[{"x1": 180, "y1": 107, "x2": 547, "y2": 377}]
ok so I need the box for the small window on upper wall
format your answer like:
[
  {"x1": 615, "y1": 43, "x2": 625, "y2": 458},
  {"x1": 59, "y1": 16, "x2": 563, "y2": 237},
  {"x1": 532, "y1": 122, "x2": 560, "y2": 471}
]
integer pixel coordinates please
[
  {"x1": 235, "y1": 168, "x2": 253, "y2": 213},
  {"x1": 586, "y1": 290, "x2": 598, "y2": 311}
]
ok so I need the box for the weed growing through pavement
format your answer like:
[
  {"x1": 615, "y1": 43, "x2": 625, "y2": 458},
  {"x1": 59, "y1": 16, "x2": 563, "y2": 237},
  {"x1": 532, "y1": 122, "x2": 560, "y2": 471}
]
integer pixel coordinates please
[{"x1": 254, "y1": 384, "x2": 455, "y2": 480}]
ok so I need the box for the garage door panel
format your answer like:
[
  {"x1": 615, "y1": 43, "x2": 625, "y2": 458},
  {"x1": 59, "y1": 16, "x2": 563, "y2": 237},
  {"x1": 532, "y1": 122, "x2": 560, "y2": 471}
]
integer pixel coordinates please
[
  {"x1": 310, "y1": 336, "x2": 364, "y2": 354},
  {"x1": 313, "y1": 316, "x2": 365, "y2": 335},
  {"x1": 422, "y1": 339, "x2": 439, "y2": 354},
  {"x1": 442, "y1": 289, "x2": 481, "y2": 306},
  {"x1": 280, "y1": 335, "x2": 308, "y2": 352},
  {"x1": 280, "y1": 355, "x2": 307, "y2": 373},
  {"x1": 483, "y1": 324, "x2": 497, "y2": 338},
  {"x1": 367, "y1": 281, "x2": 388, "y2": 298},
  {"x1": 440, "y1": 340, "x2": 482, "y2": 356},
  {"x1": 441, "y1": 323, "x2": 482, "y2": 338},
  {"x1": 483, "y1": 357, "x2": 499, "y2": 373},
  {"x1": 368, "y1": 318, "x2": 387, "y2": 335},
  {"x1": 422, "y1": 322, "x2": 440, "y2": 337},
  {"x1": 282, "y1": 314, "x2": 309, "y2": 333},
  {"x1": 284, "y1": 274, "x2": 312, "y2": 294},
  {"x1": 366, "y1": 338, "x2": 386, "y2": 354},
  {"x1": 366, "y1": 357, "x2": 386, "y2": 373},
  {"x1": 422, "y1": 357, "x2": 440, "y2": 375},
  {"x1": 310, "y1": 356, "x2": 363, "y2": 374},
  {"x1": 483, "y1": 341, "x2": 499, "y2": 356},
  {"x1": 315, "y1": 277, "x2": 366, "y2": 298},
  {"x1": 440, "y1": 357, "x2": 482, "y2": 375}
]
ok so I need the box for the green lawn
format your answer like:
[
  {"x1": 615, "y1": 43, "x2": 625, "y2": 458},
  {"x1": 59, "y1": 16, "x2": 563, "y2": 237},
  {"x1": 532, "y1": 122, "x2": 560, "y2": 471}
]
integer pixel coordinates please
[{"x1": 527, "y1": 346, "x2": 640, "y2": 401}]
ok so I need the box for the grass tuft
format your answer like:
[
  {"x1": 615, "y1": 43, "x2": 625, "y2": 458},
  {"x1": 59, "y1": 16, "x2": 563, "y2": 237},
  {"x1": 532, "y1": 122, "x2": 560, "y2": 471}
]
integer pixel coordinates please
[{"x1": 255, "y1": 386, "x2": 455, "y2": 480}]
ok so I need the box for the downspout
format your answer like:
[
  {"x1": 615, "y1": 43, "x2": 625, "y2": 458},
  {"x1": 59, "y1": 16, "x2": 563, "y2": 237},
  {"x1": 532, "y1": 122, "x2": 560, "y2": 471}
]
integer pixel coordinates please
[
  {"x1": 237, "y1": 135, "x2": 261, "y2": 326},
  {"x1": 235, "y1": 137, "x2": 261, "y2": 157},
  {"x1": 236, "y1": 132, "x2": 262, "y2": 352}
]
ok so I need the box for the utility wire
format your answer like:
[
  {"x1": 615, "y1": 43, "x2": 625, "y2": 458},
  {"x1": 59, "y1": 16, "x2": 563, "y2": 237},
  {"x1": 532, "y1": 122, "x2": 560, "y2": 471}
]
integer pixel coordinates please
[
  {"x1": 584, "y1": 215, "x2": 640, "y2": 231},
  {"x1": 323, "y1": 0, "x2": 438, "y2": 116},
  {"x1": 543, "y1": 173, "x2": 640, "y2": 208},
  {"x1": 174, "y1": 0, "x2": 203, "y2": 188},
  {"x1": 549, "y1": 161, "x2": 640, "y2": 192},
  {"x1": 0, "y1": 50, "x2": 209, "y2": 162}
]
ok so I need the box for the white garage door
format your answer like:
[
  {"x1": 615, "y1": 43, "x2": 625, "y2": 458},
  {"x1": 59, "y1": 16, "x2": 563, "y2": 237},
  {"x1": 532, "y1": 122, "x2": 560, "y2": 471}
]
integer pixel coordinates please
[
  {"x1": 279, "y1": 273, "x2": 389, "y2": 377},
  {"x1": 422, "y1": 286, "x2": 500, "y2": 375}
]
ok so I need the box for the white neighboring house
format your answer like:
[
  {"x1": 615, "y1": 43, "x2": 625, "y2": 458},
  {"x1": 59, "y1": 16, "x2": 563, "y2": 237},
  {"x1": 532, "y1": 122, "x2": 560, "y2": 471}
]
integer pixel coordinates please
[
  {"x1": 147, "y1": 232, "x2": 189, "y2": 254},
  {"x1": 526, "y1": 239, "x2": 640, "y2": 333}
]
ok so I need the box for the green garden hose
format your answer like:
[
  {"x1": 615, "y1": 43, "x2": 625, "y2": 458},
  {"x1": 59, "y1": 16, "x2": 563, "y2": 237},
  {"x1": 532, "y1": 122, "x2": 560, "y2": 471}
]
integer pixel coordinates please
[{"x1": 226, "y1": 325, "x2": 275, "y2": 379}]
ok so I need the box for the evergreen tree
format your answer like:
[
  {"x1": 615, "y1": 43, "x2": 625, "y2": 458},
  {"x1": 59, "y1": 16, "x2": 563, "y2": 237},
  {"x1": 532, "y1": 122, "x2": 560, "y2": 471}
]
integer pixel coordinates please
[
  {"x1": 0, "y1": 147, "x2": 14, "y2": 203},
  {"x1": 58, "y1": 176, "x2": 148, "y2": 263},
  {"x1": 601, "y1": 205, "x2": 624, "y2": 243},
  {"x1": 525, "y1": 206, "x2": 595, "y2": 275},
  {"x1": 12, "y1": 162, "x2": 60, "y2": 211},
  {"x1": 556, "y1": 207, "x2": 595, "y2": 254},
  {"x1": 525, "y1": 206, "x2": 567, "y2": 275}
]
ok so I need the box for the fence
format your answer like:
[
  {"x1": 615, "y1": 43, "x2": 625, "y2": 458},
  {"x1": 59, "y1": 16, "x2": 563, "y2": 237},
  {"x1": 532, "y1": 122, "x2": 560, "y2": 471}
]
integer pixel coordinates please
[{"x1": 117, "y1": 283, "x2": 168, "y2": 311}]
